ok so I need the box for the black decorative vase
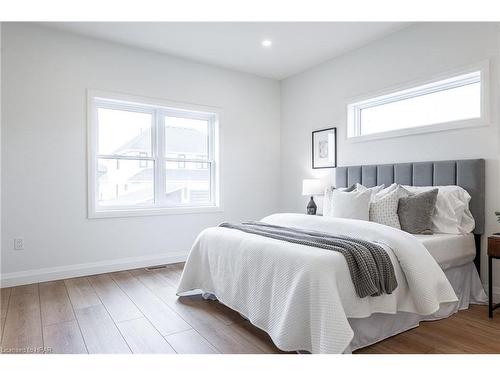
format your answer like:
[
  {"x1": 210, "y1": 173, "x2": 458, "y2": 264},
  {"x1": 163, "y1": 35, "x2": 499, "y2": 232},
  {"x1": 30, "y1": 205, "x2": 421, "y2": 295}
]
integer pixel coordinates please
[{"x1": 306, "y1": 196, "x2": 317, "y2": 215}]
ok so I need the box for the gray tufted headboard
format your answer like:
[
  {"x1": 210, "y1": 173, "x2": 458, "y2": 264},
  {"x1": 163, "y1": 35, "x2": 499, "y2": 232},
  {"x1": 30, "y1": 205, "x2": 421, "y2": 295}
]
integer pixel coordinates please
[
  {"x1": 335, "y1": 159, "x2": 485, "y2": 234},
  {"x1": 335, "y1": 159, "x2": 485, "y2": 271}
]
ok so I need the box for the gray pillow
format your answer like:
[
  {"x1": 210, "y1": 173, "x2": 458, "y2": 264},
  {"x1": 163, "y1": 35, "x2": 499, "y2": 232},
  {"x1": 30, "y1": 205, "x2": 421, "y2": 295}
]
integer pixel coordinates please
[
  {"x1": 341, "y1": 184, "x2": 356, "y2": 192},
  {"x1": 397, "y1": 189, "x2": 438, "y2": 234}
]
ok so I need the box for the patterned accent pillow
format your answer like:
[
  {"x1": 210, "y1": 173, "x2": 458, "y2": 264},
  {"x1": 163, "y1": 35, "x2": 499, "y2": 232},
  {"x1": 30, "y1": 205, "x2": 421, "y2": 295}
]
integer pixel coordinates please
[{"x1": 369, "y1": 186, "x2": 409, "y2": 229}]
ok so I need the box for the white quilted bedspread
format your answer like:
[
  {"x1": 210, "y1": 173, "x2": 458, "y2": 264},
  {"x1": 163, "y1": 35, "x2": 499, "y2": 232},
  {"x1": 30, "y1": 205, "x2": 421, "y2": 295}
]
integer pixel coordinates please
[{"x1": 177, "y1": 213, "x2": 457, "y2": 354}]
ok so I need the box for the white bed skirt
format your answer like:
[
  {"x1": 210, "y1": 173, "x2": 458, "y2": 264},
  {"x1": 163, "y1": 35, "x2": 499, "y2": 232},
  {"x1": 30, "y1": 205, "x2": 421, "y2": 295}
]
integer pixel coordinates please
[
  {"x1": 201, "y1": 261, "x2": 486, "y2": 353},
  {"x1": 344, "y1": 262, "x2": 487, "y2": 353}
]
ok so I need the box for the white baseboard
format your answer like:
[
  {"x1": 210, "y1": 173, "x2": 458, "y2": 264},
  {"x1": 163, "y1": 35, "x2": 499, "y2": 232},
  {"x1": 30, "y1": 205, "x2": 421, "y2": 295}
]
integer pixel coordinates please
[
  {"x1": 0, "y1": 251, "x2": 189, "y2": 287},
  {"x1": 7, "y1": 256, "x2": 500, "y2": 296}
]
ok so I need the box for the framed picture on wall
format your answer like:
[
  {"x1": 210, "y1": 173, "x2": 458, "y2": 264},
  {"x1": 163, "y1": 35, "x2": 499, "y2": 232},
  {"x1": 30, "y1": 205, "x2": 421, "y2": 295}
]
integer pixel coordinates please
[{"x1": 312, "y1": 127, "x2": 337, "y2": 169}]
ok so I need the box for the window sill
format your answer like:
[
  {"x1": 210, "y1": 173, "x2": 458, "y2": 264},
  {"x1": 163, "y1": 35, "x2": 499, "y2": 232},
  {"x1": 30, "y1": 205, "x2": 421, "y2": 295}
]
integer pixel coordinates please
[
  {"x1": 88, "y1": 206, "x2": 223, "y2": 219},
  {"x1": 345, "y1": 118, "x2": 488, "y2": 144}
]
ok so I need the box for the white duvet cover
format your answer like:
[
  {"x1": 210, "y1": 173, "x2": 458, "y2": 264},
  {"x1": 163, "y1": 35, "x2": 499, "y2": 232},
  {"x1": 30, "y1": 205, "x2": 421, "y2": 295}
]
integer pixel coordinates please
[{"x1": 177, "y1": 213, "x2": 458, "y2": 354}]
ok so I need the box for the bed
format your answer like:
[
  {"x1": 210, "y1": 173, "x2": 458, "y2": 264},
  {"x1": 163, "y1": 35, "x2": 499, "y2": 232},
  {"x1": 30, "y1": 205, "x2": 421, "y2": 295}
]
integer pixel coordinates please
[{"x1": 177, "y1": 159, "x2": 487, "y2": 354}]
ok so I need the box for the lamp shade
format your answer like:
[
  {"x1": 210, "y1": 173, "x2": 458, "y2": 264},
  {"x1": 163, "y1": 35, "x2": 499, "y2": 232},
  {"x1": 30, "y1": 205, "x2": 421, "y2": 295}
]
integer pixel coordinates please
[{"x1": 302, "y1": 179, "x2": 323, "y2": 196}]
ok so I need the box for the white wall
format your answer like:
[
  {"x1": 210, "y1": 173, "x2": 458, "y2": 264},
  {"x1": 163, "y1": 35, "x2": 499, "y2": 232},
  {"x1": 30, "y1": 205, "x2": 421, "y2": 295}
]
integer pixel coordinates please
[
  {"x1": 1, "y1": 23, "x2": 281, "y2": 285},
  {"x1": 3, "y1": 22, "x2": 500, "y2": 290},
  {"x1": 280, "y1": 23, "x2": 500, "y2": 286}
]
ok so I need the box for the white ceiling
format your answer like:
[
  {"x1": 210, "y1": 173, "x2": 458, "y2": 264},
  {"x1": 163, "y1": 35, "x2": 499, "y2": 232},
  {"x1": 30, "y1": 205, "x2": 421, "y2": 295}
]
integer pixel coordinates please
[{"x1": 44, "y1": 22, "x2": 410, "y2": 80}]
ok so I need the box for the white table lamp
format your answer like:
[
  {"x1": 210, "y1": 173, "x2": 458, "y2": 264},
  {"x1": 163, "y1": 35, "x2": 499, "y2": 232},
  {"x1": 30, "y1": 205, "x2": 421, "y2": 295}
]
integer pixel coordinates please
[{"x1": 302, "y1": 179, "x2": 323, "y2": 215}]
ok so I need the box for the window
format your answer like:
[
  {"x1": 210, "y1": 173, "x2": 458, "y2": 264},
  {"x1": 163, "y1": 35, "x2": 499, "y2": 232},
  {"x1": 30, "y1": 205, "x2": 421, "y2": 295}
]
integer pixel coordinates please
[
  {"x1": 88, "y1": 91, "x2": 220, "y2": 218},
  {"x1": 347, "y1": 63, "x2": 489, "y2": 141}
]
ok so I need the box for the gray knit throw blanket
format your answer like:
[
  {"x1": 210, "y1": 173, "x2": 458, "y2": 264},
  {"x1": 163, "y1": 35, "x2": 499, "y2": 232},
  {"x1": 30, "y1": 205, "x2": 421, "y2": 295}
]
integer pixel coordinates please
[{"x1": 219, "y1": 221, "x2": 398, "y2": 298}]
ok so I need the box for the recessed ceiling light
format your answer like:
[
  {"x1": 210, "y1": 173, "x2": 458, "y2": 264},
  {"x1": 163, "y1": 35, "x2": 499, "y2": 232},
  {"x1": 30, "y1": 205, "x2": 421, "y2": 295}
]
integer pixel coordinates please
[{"x1": 261, "y1": 39, "x2": 272, "y2": 47}]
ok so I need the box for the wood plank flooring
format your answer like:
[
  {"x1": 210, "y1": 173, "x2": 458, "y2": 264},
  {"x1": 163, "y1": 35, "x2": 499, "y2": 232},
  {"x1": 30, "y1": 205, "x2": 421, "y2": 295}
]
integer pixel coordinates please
[{"x1": 1, "y1": 262, "x2": 500, "y2": 354}]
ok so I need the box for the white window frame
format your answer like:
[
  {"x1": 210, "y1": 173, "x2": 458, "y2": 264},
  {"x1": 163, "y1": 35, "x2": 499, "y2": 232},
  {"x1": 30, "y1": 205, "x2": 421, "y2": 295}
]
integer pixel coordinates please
[
  {"x1": 87, "y1": 90, "x2": 222, "y2": 219},
  {"x1": 346, "y1": 60, "x2": 490, "y2": 142}
]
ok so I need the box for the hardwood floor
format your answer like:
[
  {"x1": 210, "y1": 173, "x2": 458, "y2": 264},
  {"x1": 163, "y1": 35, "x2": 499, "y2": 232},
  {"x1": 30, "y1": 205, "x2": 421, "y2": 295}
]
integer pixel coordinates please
[{"x1": 1, "y1": 263, "x2": 499, "y2": 354}]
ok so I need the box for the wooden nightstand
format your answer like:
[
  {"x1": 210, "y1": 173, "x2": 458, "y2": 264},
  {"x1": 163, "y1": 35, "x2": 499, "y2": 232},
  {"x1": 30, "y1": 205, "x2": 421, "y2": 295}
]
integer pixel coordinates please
[{"x1": 487, "y1": 236, "x2": 500, "y2": 318}]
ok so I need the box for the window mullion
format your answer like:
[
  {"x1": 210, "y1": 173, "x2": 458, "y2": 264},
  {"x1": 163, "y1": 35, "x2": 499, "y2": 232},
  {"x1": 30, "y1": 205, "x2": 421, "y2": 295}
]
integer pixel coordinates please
[
  {"x1": 209, "y1": 116, "x2": 217, "y2": 206},
  {"x1": 96, "y1": 154, "x2": 154, "y2": 161},
  {"x1": 157, "y1": 110, "x2": 166, "y2": 207},
  {"x1": 152, "y1": 109, "x2": 161, "y2": 207},
  {"x1": 164, "y1": 157, "x2": 212, "y2": 163}
]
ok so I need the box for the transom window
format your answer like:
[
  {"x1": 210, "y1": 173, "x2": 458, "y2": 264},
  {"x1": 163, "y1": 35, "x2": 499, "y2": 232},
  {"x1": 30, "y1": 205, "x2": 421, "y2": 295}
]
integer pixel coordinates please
[
  {"x1": 347, "y1": 63, "x2": 489, "y2": 141},
  {"x1": 88, "y1": 92, "x2": 220, "y2": 218}
]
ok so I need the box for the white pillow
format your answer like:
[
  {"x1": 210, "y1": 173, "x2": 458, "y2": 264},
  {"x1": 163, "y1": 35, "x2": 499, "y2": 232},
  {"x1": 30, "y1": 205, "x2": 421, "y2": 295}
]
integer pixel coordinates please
[
  {"x1": 402, "y1": 185, "x2": 475, "y2": 234},
  {"x1": 354, "y1": 183, "x2": 385, "y2": 202},
  {"x1": 323, "y1": 184, "x2": 358, "y2": 217},
  {"x1": 369, "y1": 186, "x2": 410, "y2": 229},
  {"x1": 374, "y1": 183, "x2": 398, "y2": 200},
  {"x1": 323, "y1": 186, "x2": 335, "y2": 217},
  {"x1": 328, "y1": 189, "x2": 372, "y2": 221}
]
